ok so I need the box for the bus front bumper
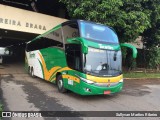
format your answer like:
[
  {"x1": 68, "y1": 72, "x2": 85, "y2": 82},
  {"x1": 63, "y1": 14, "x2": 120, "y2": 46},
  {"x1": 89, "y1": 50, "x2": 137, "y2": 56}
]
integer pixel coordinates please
[{"x1": 75, "y1": 81, "x2": 123, "y2": 95}]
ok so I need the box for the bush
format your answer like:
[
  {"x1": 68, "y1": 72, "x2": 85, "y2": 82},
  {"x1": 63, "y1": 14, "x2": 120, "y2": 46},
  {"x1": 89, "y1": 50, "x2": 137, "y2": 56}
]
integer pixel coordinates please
[{"x1": 148, "y1": 47, "x2": 160, "y2": 70}]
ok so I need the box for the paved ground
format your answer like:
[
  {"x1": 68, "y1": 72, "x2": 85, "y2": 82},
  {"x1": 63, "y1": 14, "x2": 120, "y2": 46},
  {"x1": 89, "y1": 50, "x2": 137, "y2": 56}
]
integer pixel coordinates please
[{"x1": 0, "y1": 64, "x2": 160, "y2": 120}]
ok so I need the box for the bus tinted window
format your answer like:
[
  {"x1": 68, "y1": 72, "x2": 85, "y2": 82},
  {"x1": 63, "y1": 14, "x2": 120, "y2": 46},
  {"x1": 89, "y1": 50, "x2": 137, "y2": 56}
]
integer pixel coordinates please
[
  {"x1": 80, "y1": 21, "x2": 119, "y2": 44},
  {"x1": 27, "y1": 28, "x2": 63, "y2": 51},
  {"x1": 45, "y1": 28, "x2": 63, "y2": 43},
  {"x1": 62, "y1": 23, "x2": 80, "y2": 43}
]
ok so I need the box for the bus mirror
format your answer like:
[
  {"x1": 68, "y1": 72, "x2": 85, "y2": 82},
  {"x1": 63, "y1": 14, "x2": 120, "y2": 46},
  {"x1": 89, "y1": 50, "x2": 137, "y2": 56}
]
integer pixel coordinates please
[
  {"x1": 67, "y1": 38, "x2": 88, "y2": 54},
  {"x1": 120, "y1": 43, "x2": 137, "y2": 58},
  {"x1": 82, "y1": 45, "x2": 88, "y2": 54}
]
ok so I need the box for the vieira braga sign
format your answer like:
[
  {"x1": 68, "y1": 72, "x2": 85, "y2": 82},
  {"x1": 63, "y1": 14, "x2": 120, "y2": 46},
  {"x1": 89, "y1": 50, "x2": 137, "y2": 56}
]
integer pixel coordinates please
[
  {"x1": 0, "y1": 18, "x2": 47, "y2": 31},
  {"x1": 0, "y1": 4, "x2": 67, "y2": 34}
]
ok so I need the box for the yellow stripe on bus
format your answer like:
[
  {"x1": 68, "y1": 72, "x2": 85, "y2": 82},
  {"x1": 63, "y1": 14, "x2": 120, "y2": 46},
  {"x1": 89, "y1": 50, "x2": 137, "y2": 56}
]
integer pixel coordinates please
[
  {"x1": 86, "y1": 74, "x2": 123, "y2": 83},
  {"x1": 56, "y1": 67, "x2": 71, "y2": 72},
  {"x1": 38, "y1": 53, "x2": 61, "y2": 80},
  {"x1": 62, "y1": 74, "x2": 80, "y2": 83}
]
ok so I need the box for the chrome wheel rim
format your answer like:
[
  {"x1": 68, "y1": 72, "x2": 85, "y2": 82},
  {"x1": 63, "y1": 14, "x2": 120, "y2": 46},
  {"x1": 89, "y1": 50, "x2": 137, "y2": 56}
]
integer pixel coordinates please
[{"x1": 58, "y1": 79, "x2": 63, "y2": 89}]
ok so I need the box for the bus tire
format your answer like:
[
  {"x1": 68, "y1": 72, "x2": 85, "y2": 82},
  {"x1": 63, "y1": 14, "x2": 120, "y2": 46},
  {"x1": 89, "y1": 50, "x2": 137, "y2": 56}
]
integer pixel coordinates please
[
  {"x1": 57, "y1": 75, "x2": 67, "y2": 93},
  {"x1": 31, "y1": 67, "x2": 35, "y2": 77}
]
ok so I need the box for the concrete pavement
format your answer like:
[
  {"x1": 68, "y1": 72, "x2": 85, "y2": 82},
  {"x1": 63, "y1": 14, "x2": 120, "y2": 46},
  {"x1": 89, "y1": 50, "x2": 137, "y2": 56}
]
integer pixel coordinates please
[{"x1": 0, "y1": 64, "x2": 160, "y2": 120}]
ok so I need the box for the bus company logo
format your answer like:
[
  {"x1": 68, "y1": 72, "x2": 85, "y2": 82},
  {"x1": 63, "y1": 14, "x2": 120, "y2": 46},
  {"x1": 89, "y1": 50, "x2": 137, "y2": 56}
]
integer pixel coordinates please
[
  {"x1": 72, "y1": 32, "x2": 79, "y2": 37},
  {"x1": 29, "y1": 53, "x2": 35, "y2": 58},
  {"x1": 98, "y1": 44, "x2": 113, "y2": 50}
]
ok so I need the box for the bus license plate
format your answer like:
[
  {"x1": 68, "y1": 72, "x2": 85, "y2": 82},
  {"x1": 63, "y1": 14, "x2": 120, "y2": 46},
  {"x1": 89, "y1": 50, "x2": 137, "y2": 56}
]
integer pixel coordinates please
[{"x1": 104, "y1": 91, "x2": 111, "y2": 95}]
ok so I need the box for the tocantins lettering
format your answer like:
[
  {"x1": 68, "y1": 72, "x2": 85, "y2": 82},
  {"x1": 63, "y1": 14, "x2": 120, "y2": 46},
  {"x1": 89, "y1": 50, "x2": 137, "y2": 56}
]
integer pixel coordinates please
[
  {"x1": 0, "y1": 18, "x2": 46, "y2": 31},
  {"x1": 99, "y1": 44, "x2": 114, "y2": 50}
]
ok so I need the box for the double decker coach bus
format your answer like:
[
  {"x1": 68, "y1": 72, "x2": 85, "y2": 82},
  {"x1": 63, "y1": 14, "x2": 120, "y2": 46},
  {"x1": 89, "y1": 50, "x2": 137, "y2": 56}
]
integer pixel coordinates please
[{"x1": 25, "y1": 20, "x2": 137, "y2": 95}]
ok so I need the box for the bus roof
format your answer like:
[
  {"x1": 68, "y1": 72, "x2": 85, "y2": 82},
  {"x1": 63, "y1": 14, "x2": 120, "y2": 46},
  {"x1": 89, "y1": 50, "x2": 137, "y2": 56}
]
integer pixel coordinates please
[{"x1": 27, "y1": 20, "x2": 117, "y2": 44}]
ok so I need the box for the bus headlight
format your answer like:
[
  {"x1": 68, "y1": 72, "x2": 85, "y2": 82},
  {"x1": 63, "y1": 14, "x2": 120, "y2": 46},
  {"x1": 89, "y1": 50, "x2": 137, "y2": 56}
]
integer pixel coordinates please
[
  {"x1": 75, "y1": 74, "x2": 94, "y2": 84},
  {"x1": 119, "y1": 79, "x2": 123, "y2": 82}
]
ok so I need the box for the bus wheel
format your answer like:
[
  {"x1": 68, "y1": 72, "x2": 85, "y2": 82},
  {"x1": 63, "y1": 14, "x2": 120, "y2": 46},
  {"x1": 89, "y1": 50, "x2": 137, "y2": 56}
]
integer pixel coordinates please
[
  {"x1": 57, "y1": 75, "x2": 67, "y2": 93},
  {"x1": 31, "y1": 67, "x2": 35, "y2": 77}
]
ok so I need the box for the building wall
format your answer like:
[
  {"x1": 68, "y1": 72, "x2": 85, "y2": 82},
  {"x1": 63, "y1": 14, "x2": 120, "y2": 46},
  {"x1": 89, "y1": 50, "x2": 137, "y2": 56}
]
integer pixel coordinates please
[{"x1": 0, "y1": 4, "x2": 67, "y2": 34}]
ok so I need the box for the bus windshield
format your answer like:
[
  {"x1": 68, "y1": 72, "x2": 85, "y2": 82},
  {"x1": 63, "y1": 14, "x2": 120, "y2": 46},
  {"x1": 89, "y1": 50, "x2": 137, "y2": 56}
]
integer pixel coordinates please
[
  {"x1": 84, "y1": 47, "x2": 122, "y2": 77},
  {"x1": 79, "y1": 21, "x2": 119, "y2": 44}
]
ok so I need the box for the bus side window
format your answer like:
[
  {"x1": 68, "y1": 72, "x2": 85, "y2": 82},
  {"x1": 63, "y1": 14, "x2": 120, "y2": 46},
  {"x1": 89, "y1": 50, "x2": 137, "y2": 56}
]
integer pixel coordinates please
[
  {"x1": 27, "y1": 38, "x2": 44, "y2": 51},
  {"x1": 43, "y1": 28, "x2": 63, "y2": 48}
]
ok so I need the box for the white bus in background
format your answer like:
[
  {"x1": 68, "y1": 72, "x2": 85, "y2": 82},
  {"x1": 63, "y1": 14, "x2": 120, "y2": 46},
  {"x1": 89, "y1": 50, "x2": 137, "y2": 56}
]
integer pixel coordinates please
[
  {"x1": 0, "y1": 47, "x2": 10, "y2": 55},
  {"x1": 0, "y1": 47, "x2": 11, "y2": 64}
]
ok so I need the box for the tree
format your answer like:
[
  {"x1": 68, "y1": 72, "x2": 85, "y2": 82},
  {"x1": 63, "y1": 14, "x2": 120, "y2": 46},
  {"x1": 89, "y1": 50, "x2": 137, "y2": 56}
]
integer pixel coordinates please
[
  {"x1": 60, "y1": 0, "x2": 150, "y2": 43},
  {"x1": 142, "y1": 0, "x2": 160, "y2": 69}
]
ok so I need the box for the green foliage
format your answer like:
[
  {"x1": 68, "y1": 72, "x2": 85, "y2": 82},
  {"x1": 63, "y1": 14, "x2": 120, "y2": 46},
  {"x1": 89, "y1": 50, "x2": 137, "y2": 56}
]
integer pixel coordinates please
[
  {"x1": 142, "y1": 0, "x2": 160, "y2": 69},
  {"x1": 60, "y1": 0, "x2": 150, "y2": 43},
  {"x1": 124, "y1": 72, "x2": 160, "y2": 78},
  {"x1": 121, "y1": 47, "x2": 127, "y2": 60},
  {"x1": 143, "y1": 1, "x2": 160, "y2": 47},
  {"x1": 147, "y1": 47, "x2": 160, "y2": 69}
]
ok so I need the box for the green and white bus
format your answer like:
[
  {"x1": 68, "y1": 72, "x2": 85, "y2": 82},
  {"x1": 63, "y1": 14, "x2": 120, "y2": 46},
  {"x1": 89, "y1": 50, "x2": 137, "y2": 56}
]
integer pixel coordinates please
[{"x1": 25, "y1": 20, "x2": 137, "y2": 95}]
